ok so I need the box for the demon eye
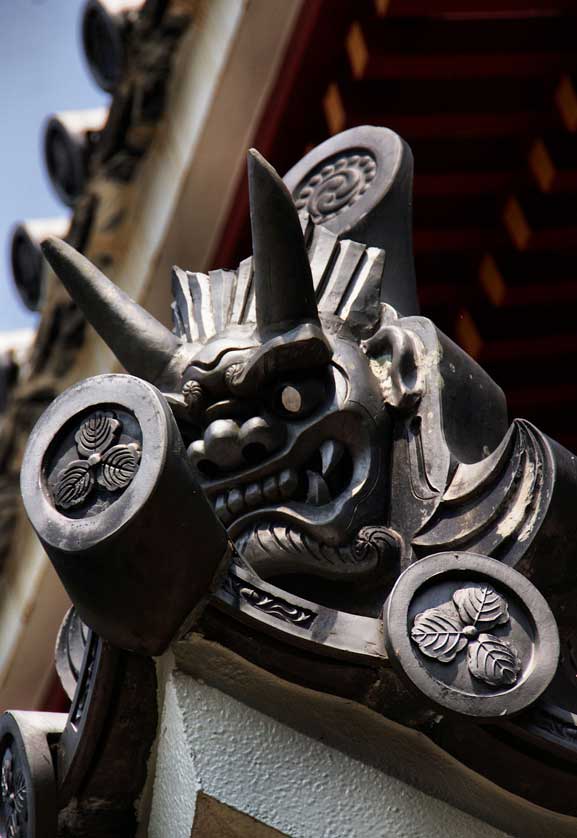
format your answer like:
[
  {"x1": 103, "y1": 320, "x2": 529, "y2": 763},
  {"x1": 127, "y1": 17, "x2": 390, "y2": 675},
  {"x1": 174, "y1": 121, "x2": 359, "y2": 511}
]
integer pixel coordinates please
[
  {"x1": 274, "y1": 379, "x2": 325, "y2": 419},
  {"x1": 280, "y1": 385, "x2": 302, "y2": 413}
]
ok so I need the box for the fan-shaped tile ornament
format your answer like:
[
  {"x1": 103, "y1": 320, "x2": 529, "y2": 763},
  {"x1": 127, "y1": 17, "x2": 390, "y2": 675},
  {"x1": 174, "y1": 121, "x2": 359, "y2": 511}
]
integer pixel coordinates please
[
  {"x1": 54, "y1": 460, "x2": 94, "y2": 509},
  {"x1": 453, "y1": 584, "x2": 509, "y2": 630},
  {"x1": 97, "y1": 443, "x2": 141, "y2": 491},
  {"x1": 411, "y1": 608, "x2": 467, "y2": 663},
  {"x1": 75, "y1": 411, "x2": 120, "y2": 457},
  {"x1": 468, "y1": 633, "x2": 522, "y2": 687}
]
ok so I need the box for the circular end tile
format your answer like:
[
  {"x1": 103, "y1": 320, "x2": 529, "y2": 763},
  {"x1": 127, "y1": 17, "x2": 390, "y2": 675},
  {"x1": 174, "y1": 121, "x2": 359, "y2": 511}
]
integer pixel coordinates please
[
  {"x1": 384, "y1": 552, "x2": 560, "y2": 718},
  {"x1": 284, "y1": 125, "x2": 406, "y2": 238}
]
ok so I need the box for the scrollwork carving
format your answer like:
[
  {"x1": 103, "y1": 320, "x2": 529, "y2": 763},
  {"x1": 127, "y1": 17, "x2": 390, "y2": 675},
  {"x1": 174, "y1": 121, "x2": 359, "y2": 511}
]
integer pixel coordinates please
[
  {"x1": 182, "y1": 379, "x2": 205, "y2": 416},
  {"x1": 224, "y1": 362, "x2": 245, "y2": 392},
  {"x1": 236, "y1": 523, "x2": 398, "y2": 579},
  {"x1": 351, "y1": 525, "x2": 399, "y2": 566},
  {"x1": 224, "y1": 571, "x2": 316, "y2": 629}
]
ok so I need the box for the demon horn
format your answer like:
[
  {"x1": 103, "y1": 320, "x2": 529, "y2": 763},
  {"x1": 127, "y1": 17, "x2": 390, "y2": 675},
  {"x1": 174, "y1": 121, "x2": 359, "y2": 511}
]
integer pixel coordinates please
[
  {"x1": 248, "y1": 149, "x2": 319, "y2": 336},
  {"x1": 42, "y1": 237, "x2": 182, "y2": 385}
]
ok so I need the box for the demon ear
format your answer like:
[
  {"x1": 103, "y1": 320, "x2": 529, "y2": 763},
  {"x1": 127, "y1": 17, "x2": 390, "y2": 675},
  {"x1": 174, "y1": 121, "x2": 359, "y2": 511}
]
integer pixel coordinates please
[{"x1": 362, "y1": 320, "x2": 424, "y2": 412}]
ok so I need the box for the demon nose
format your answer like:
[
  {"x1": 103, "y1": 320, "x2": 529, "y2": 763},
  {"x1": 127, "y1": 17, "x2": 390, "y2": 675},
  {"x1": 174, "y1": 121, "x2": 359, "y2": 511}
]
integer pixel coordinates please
[
  {"x1": 188, "y1": 415, "x2": 285, "y2": 474},
  {"x1": 204, "y1": 419, "x2": 244, "y2": 470}
]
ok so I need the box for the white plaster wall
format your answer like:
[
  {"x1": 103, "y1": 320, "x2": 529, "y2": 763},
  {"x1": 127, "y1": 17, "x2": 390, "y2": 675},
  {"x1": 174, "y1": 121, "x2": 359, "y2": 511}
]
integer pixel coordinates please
[
  {"x1": 146, "y1": 673, "x2": 199, "y2": 838},
  {"x1": 148, "y1": 670, "x2": 512, "y2": 838}
]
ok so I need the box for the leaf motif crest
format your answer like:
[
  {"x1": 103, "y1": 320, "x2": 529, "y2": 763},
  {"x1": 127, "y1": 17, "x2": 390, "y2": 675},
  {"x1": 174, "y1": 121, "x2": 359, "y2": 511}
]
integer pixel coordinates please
[
  {"x1": 75, "y1": 411, "x2": 120, "y2": 458},
  {"x1": 453, "y1": 584, "x2": 509, "y2": 630},
  {"x1": 97, "y1": 444, "x2": 141, "y2": 491},
  {"x1": 467, "y1": 633, "x2": 521, "y2": 687},
  {"x1": 53, "y1": 460, "x2": 94, "y2": 509},
  {"x1": 411, "y1": 608, "x2": 468, "y2": 663}
]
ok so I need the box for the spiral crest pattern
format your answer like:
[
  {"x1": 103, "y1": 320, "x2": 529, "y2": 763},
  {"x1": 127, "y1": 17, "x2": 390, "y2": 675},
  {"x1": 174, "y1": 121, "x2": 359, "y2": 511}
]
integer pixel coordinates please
[{"x1": 295, "y1": 153, "x2": 377, "y2": 224}]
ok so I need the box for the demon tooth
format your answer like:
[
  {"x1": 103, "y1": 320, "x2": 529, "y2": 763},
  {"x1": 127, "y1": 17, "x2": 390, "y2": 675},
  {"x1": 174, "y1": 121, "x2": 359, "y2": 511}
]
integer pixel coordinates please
[
  {"x1": 278, "y1": 468, "x2": 298, "y2": 499},
  {"x1": 320, "y1": 439, "x2": 344, "y2": 478},
  {"x1": 244, "y1": 482, "x2": 263, "y2": 507},
  {"x1": 227, "y1": 488, "x2": 244, "y2": 515},
  {"x1": 305, "y1": 471, "x2": 331, "y2": 506},
  {"x1": 263, "y1": 475, "x2": 280, "y2": 502},
  {"x1": 215, "y1": 494, "x2": 232, "y2": 525}
]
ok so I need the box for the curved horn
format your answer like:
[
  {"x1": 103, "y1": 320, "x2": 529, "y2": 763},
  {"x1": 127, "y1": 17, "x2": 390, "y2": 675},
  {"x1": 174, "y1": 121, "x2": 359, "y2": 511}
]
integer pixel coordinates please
[
  {"x1": 42, "y1": 237, "x2": 181, "y2": 384},
  {"x1": 248, "y1": 149, "x2": 318, "y2": 336}
]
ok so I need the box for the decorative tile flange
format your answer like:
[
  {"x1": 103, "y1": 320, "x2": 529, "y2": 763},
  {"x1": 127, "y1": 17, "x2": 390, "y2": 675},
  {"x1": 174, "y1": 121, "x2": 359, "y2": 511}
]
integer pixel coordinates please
[{"x1": 384, "y1": 552, "x2": 560, "y2": 718}]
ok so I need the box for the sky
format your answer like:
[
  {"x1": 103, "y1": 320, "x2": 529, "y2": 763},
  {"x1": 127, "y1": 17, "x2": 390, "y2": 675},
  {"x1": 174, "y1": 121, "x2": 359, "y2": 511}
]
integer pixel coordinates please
[{"x1": 0, "y1": 0, "x2": 107, "y2": 331}]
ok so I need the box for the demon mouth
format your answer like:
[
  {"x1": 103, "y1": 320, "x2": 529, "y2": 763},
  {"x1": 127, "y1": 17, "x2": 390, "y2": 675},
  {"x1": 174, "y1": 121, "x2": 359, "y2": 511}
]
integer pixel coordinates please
[{"x1": 209, "y1": 439, "x2": 352, "y2": 527}]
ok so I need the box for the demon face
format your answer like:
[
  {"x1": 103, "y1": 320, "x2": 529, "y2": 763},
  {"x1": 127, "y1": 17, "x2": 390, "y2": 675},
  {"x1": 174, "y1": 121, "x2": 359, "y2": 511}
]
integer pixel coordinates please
[
  {"x1": 167, "y1": 150, "x2": 403, "y2": 583},
  {"x1": 42, "y1": 149, "x2": 406, "y2": 585},
  {"x1": 178, "y1": 319, "x2": 391, "y2": 580}
]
